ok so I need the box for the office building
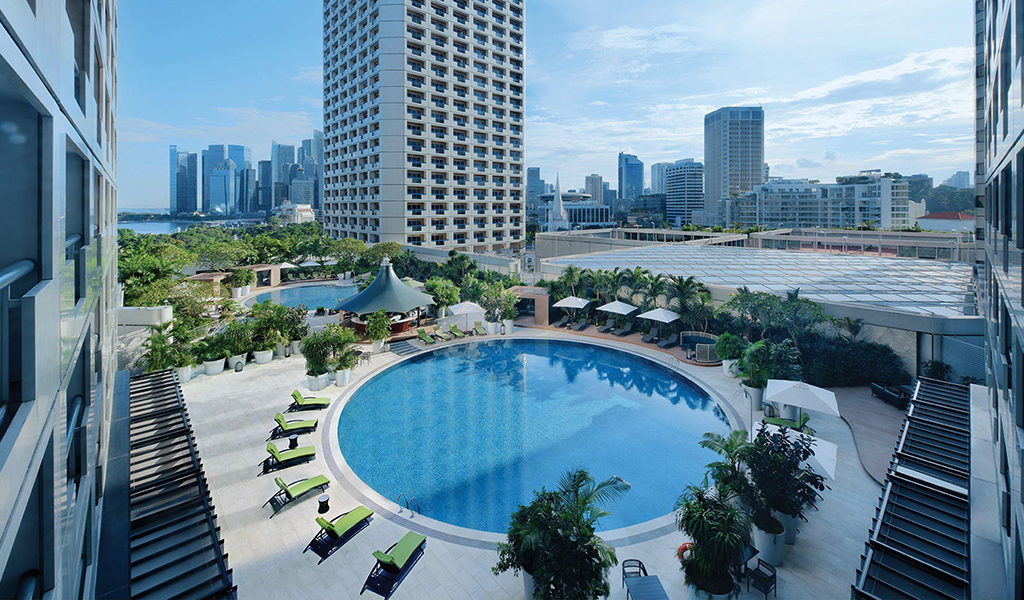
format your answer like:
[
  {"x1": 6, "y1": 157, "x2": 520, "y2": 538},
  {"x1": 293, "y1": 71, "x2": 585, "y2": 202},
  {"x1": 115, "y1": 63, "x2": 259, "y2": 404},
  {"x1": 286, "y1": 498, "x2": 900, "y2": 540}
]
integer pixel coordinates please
[
  {"x1": 978, "y1": 3, "x2": 1024, "y2": 596},
  {"x1": 271, "y1": 140, "x2": 295, "y2": 207},
  {"x1": 300, "y1": 130, "x2": 325, "y2": 210},
  {"x1": 290, "y1": 171, "x2": 315, "y2": 206},
  {"x1": 632, "y1": 193, "x2": 666, "y2": 214},
  {"x1": 944, "y1": 170, "x2": 972, "y2": 189},
  {"x1": 584, "y1": 174, "x2": 604, "y2": 206},
  {"x1": 664, "y1": 159, "x2": 704, "y2": 224},
  {"x1": 617, "y1": 152, "x2": 644, "y2": 212},
  {"x1": 208, "y1": 159, "x2": 237, "y2": 215},
  {"x1": 322, "y1": 0, "x2": 526, "y2": 252},
  {"x1": 238, "y1": 167, "x2": 258, "y2": 213},
  {"x1": 650, "y1": 162, "x2": 671, "y2": 195},
  {"x1": 201, "y1": 144, "x2": 228, "y2": 211},
  {"x1": 527, "y1": 167, "x2": 545, "y2": 209},
  {"x1": 0, "y1": 2, "x2": 120, "y2": 598},
  {"x1": 704, "y1": 106, "x2": 765, "y2": 217},
  {"x1": 169, "y1": 145, "x2": 198, "y2": 215},
  {"x1": 258, "y1": 160, "x2": 273, "y2": 214}
]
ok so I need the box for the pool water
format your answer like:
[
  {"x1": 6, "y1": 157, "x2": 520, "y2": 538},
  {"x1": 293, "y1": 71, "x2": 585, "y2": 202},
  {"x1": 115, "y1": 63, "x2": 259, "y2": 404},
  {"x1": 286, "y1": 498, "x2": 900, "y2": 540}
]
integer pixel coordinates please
[
  {"x1": 338, "y1": 338, "x2": 731, "y2": 533},
  {"x1": 250, "y1": 283, "x2": 356, "y2": 310}
]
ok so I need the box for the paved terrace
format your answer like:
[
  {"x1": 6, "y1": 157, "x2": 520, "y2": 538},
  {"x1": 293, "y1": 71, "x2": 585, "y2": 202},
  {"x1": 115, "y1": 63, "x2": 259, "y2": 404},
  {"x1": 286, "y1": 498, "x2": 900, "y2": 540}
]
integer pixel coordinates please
[{"x1": 180, "y1": 327, "x2": 893, "y2": 599}]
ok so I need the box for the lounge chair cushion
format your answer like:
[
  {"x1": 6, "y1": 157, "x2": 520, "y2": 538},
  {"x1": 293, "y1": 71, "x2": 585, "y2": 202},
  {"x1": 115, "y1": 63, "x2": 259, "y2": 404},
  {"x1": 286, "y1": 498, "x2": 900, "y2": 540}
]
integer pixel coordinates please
[
  {"x1": 283, "y1": 474, "x2": 330, "y2": 499},
  {"x1": 417, "y1": 329, "x2": 436, "y2": 344},
  {"x1": 276, "y1": 413, "x2": 317, "y2": 431},
  {"x1": 267, "y1": 442, "x2": 315, "y2": 463},
  {"x1": 374, "y1": 531, "x2": 427, "y2": 572},
  {"x1": 318, "y1": 505, "x2": 374, "y2": 538},
  {"x1": 292, "y1": 390, "x2": 330, "y2": 406},
  {"x1": 474, "y1": 322, "x2": 487, "y2": 335}
]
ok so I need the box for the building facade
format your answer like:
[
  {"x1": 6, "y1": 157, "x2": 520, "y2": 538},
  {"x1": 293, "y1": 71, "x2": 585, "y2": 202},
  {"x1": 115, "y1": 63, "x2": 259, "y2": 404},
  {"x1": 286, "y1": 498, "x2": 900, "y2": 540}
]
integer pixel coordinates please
[
  {"x1": 944, "y1": 170, "x2": 972, "y2": 189},
  {"x1": 650, "y1": 161, "x2": 671, "y2": 195},
  {"x1": 979, "y1": 1, "x2": 1024, "y2": 595},
  {"x1": 526, "y1": 167, "x2": 545, "y2": 209},
  {"x1": 168, "y1": 144, "x2": 197, "y2": 215},
  {"x1": 271, "y1": 140, "x2": 295, "y2": 208},
  {"x1": 617, "y1": 152, "x2": 644, "y2": 211},
  {"x1": 584, "y1": 173, "x2": 603, "y2": 206},
  {"x1": 201, "y1": 144, "x2": 228, "y2": 212},
  {"x1": 208, "y1": 158, "x2": 237, "y2": 215},
  {"x1": 703, "y1": 106, "x2": 765, "y2": 218},
  {"x1": 257, "y1": 159, "x2": 273, "y2": 214},
  {"x1": 664, "y1": 159, "x2": 704, "y2": 225},
  {"x1": 322, "y1": 0, "x2": 525, "y2": 253},
  {"x1": 0, "y1": 1, "x2": 120, "y2": 598}
]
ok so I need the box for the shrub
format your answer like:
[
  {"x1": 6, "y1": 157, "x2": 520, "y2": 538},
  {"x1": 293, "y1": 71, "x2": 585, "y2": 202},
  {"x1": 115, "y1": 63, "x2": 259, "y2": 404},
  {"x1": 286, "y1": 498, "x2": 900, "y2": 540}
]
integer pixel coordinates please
[
  {"x1": 739, "y1": 339, "x2": 801, "y2": 388},
  {"x1": 800, "y1": 335, "x2": 909, "y2": 387},
  {"x1": 227, "y1": 268, "x2": 256, "y2": 287},
  {"x1": 714, "y1": 333, "x2": 748, "y2": 361},
  {"x1": 222, "y1": 320, "x2": 254, "y2": 356},
  {"x1": 299, "y1": 329, "x2": 332, "y2": 376},
  {"x1": 922, "y1": 359, "x2": 953, "y2": 381},
  {"x1": 143, "y1": 323, "x2": 174, "y2": 372},
  {"x1": 675, "y1": 480, "x2": 749, "y2": 597},
  {"x1": 366, "y1": 310, "x2": 392, "y2": 342}
]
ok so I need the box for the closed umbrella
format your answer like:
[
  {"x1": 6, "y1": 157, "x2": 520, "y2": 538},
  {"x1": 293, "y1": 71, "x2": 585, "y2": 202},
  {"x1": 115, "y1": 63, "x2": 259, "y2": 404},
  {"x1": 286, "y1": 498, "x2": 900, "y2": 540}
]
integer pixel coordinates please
[
  {"x1": 749, "y1": 423, "x2": 837, "y2": 480},
  {"x1": 596, "y1": 300, "x2": 637, "y2": 315},
  {"x1": 764, "y1": 379, "x2": 840, "y2": 420},
  {"x1": 553, "y1": 296, "x2": 590, "y2": 309},
  {"x1": 636, "y1": 308, "x2": 680, "y2": 324}
]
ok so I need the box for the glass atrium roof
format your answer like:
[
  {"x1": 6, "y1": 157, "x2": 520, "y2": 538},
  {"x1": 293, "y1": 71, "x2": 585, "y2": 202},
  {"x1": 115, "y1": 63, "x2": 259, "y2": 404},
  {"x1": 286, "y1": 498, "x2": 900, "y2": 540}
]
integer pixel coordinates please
[{"x1": 548, "y1": 245, "x2": 976, "y2": 317}]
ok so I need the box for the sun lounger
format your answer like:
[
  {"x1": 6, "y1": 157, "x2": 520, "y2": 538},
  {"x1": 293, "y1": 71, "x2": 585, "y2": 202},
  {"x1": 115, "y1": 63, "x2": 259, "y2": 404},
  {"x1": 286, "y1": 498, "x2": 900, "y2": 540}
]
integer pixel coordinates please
[
  {"x1": 263, "y1": 474, "x2": 330, "y2": 516},
  {"x1": 473, "y1": 321, "x2": 487, "y2": 336},
  {"x1": 597, "y1": 318, "x2": 615, "y2": 333},
  {"x1": 268, "y1": 412, "x2": 318, "y2": 440},
  {"x1": 433, "y1": 328, "x2": 452, "y2": 341},
  {"x1": 572, "y1": 319, "x2": 590, "y2": 331},
  {"x1": 763, "y1": 412, "x2": 813, "y2": 433},
  {"x1": 641, "y1": 327, "x2": 660, "y2": 343},
  {"x1": 417, "y1": 329, "x2": 437, "y2": 344},
  {"x1": 260, "y1": 441, "x2": 315, "y2": 475},
  {"x1": 289, "y1": 389, "x2": 331, "y2": 411},
  {"x1": 362, "y1": 531, "x2": 428, "y2": 599},
  {"x1": 450, "y1": 324, "x2": 467, "y2": 338},
  {"x1": 304, "y1": 505, "x2": 374, "y2": 563},
  {"x1": 657, "y1": 333, "x2": 679, "y2": 349},
  {"x1": 612, "y1": 322, "x2": 633, "y2": 337},
  {"x1": 551, "y1": 315, "x2": 570, "y2": 328}
]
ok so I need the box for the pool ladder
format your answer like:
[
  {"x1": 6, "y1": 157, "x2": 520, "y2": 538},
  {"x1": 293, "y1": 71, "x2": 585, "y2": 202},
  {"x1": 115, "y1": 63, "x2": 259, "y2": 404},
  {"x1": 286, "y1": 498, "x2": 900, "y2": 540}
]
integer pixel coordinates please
[{"x1": 396, "y1": 493, "x2": 421, "y2": 514}]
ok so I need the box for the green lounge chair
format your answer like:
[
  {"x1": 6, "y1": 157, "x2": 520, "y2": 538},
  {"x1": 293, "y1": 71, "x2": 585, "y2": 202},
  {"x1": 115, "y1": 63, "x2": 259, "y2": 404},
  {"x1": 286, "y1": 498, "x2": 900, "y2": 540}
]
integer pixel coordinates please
[
  {"x1": 473, "y1": 321, "x2": 487, "y2": 336},
  {"x1": 305, "y1": 505, "x2": 375, "y2": 563},
  {"x1": 433, "y1": 328, "x2": 452, "y2": 341},
  {"x1": 268, "y1": 412, "x2": 318, "y2": 440},
  {"x1": 289, "y1": 389, "x2": 331, "y2": 411},
  {"x1": 763, "y1": 412, "x2": 813, "y2": 434},
  {"x1": 264, "y1": 474, "x2": 330, "y2": 516},
  {"x1": 417, "y1": 328, "x2": 437, "y2": 344},
  {"x1": 260, "y1": 441, "x2": 315, "y2": 475},
  {"x1": 362, "y1": 531, "x2": 428, "y2": 599},
  {"x1": 449, "y1": 324, "x2": 466, "y2": 338}
]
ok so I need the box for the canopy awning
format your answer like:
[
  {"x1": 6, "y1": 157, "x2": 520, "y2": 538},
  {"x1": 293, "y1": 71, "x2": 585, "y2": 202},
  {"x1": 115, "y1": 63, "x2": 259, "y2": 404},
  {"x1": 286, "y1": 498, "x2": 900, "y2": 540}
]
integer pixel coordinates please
[
  {"x1": 334, "y1": 261, "x2": 434, "y2": 315},
  {"x1": 553, "y1": 296, "x2": 590, "y2": 309},
  {"x1": 449, "y1": 301, "x2": 484, "y2": 315},
  {"x1": 597, "y1": 300, "x2": 637, "y2": 315},
  {"x1": 637, "y1": 308, "x2": 680, "y2": 323}
]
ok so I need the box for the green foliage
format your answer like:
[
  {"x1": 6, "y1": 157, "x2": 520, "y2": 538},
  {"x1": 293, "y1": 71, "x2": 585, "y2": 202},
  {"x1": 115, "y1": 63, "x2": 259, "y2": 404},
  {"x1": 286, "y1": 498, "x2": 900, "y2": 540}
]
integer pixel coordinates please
[
  {"x1": 674, "y1": 478, "x2": 749, "y2": 597},
  {"x1": 325, "y1": 324, "x2": 358, "y2": 371},
  {"x1": 298, "y1": 328, "x2": 334, "y2": 376},
  {"x1": 195, "y1": 334, "x2": 230, "y2": 362},
  {"x1": 227, "y1": 268, "x2": 256, "y2": 287},
  {"x1": 366, "y1": 310, "x2": 392, "y2": 342},
  {"x1": 249, "y1": 300, "x2": 290, "y2": 351},
  {"x1": 426, "y1": 277, "x2": 460, "y2": 311},
  {"x1": 739, "y1": 339, "x2": 802, "y2": 389},
  {"x1": 720, "y1": 287, "x2": 783, "y2": 340},
  {"x1": 361, "y1": 241, "x2": 405, "y2": 268},
  {"x1": 699, "y1": 430, "x2": 752, "y2": 495},
  {"x1": 922, "y1": 359, "x2": 953, "y2": 381},
  {"x1": 143, "y1": 323, "x2": 175, "y2": 372},
  {"x1": 221, "y1": 320, "x2": 254, "y2": 356},
  {"x1": 460, "y1": 272, "x2": 488, "y2": 302},
  {"x1": 500, "y1": 290, "x2": 520, "y2": 321},
  {"x1": 118, "y1": 235, "x2": 197, "y2": 307},
  {"x1": 493, "y1": 468, "x2": 628, "y2": 599},
  {"x1": 743, "y1": 424, "x2": 828, "y2": 531},
  {"x1": 713, "y1": 333, "x2": 749, "y2": 361},
  {"x1": 196, "y1": 239, "x2": 253, "y2": 270},
  {"x1": 923, "y1": 185, "x2": 974, "y2": 215},
  {"x1": 799, "y1": 335, "x2": 909, "y2": 387}
]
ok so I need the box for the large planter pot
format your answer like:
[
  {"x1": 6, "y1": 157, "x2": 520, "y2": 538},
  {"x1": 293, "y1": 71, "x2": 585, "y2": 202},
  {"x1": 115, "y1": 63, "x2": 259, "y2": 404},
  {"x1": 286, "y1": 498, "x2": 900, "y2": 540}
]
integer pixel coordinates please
[
  {"x1": 686, "y1": 581, "x2": 734, "y2": 600},
  {"x1": 175, "y1": 365, "x2": 193, "y2": 383},
  {"x1": 338, "y1": 274, "x2": 347, "y2": 283},
  {"x1": 742, "y1": 384, "x2": 764, "y2": 411},
  {"x1": 485, "y1": 321, "x2": 498, "y2": 335},
  {"x1": 722, "y1": 359, "x2": 738, "y2": 377},
  {"x1": 778, "y1": 512, "x2": 799, "y2": 545},
  {"x1": 203, "y1": 359, "x2": 225, "y2": 376},
  {"x1": 226, "y1": 354, "x2": 246, "y2": 370},
  {"x1": 502, "y1": 319, "x2": 514, "y2": 334},
  {"x1": 230, "y1": 286, "x2": 243, "y2": 299},
  {"x1": 253, "y1": 350, "x2": 274, "y2": 364},
  {"x1": 752, "y1": 521, "x2": 787, "y2": 566},
  {"x1": 335, "y1": 368, "x2": 352, "y2": 387},
  {"x1": 241, "y1": 285, "x2": 251, "y2": 296},
  {"x1": 438, "y1": 306, "x2": 447, "y2": 318},
  {"x1": 290, "y1": 340, "x2": 302, "y2": 354},
  {"x1": 307, "y1": 373, "x2": 330, "y2": 391},
  {"x1": 522, "y1": 572, "x2": 534, "y2": 600},
  {"x1": 371, "y1": 339, "x2": 385, "y2": 353},
  {"x1": 275, "y1": 343, "x2": 287, "y2": 357}
]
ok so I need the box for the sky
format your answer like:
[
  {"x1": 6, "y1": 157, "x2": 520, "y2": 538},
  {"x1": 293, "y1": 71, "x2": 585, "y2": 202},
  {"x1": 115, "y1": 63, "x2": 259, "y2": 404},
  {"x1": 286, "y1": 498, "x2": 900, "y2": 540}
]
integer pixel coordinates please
[{"x1": 117, "y1": 0, "x2": 975, "y2": 210}]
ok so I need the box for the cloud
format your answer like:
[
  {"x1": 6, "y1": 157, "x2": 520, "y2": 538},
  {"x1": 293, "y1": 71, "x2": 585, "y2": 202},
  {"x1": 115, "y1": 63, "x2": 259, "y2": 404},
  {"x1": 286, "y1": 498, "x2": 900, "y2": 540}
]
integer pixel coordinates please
[
  {"x1": 588, "y1": 100, "x2": 610, "y2": 106},
  {"x1": 292, "y1": 66, "x2": 323, "y2": 85},
  {"x1": 796, "y1": 158, "x2": 822, "y2": 169},
  {"x1": 823, "y1": 150, "x2": 838, "y2": 162},
  {"x1": 120, "y1": 107, "x2": 321, "y2": 155},
  {"x1": 571, "y1": 23, "x2": 699, "y2": 54}
]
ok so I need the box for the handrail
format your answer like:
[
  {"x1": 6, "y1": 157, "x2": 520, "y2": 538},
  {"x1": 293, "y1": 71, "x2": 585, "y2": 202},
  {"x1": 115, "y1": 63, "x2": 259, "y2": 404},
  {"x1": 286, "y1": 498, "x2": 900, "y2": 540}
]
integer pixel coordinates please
[
  {"x1": 65, "y1": 234, "x2": 82, "y2": 248},
  {"x1": 0, "y1": 260, "x2": 35, "y2": 291}
]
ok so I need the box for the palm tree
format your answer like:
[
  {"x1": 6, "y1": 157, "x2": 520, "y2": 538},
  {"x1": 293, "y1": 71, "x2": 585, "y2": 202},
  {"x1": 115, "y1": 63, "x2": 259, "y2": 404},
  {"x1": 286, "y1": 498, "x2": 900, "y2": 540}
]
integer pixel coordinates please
[
  {"x1": 675, "y1": 479, "x2": 749, "y2": 597},
  {"x1": 840, "y1": 316, "x2": 864, "y2": 342},
  {"x1": 690, "y1": 291, "x2": 715, "y2": 332},
  {"x1": 560, "y1": 265, "x2": 582, "y2": 297},
  {"x1": 666, "y1": 275, "x2": 706, "y2": 323},
  {"x1": 699, "y1": 430, "x2": 751, "y2": 493}
]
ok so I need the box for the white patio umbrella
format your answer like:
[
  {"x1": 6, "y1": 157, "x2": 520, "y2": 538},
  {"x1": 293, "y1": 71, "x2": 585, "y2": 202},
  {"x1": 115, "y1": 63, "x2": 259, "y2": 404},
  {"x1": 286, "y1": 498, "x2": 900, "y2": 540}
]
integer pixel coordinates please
[
  {"x1": 764, "y1": 379, "x2": 840, "y2": 417},
  {"x1": 637, "y1": 308, "x2": 680, "y2": 324},
  {"x1": 750, "y1": 423, "x2": 837, "y2": 480},
  {"x1": 299, "y1": 260, "x2": 321, "y2": 267},
  {"x1": 553, "y1": 296, "x2": 590, "y2": 309},
  {"x1": 448, "y1": 301, "x2": 485, "y2": 330},
  {"x1": 597, "y1": 300, "x2": 637, "y2": 315},
  {"x1": 279, "y1": 262, "x2": 299, "y2": 269}
]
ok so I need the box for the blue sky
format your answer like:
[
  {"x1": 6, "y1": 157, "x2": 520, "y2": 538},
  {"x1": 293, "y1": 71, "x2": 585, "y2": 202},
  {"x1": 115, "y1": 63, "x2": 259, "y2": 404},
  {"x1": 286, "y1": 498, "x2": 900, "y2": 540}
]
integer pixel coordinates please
[{"x1": 118, "y1": 0, "x2": 974, "y2": 209}]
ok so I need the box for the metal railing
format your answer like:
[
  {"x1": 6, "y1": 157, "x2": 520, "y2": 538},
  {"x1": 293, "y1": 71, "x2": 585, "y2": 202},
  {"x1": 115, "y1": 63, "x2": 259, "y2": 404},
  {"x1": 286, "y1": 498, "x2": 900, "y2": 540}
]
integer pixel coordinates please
[
  {"x1": 396, "y1": 492, "x2": 421, "y2": 513},
  {"x1": 1, "y1": 259, "x2": 35, "y2": 427}
]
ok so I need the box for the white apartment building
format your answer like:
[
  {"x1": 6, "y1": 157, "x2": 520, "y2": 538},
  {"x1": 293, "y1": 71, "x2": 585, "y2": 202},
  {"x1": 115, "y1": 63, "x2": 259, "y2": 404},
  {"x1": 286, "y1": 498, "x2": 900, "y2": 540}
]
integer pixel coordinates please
[
  {"x1": 0, "y1": 1, "x2": 120, "y2": 598},
  {"x1": 703, "y1": 107, "x2": 765, "y2": 218},
  {"x1": 664, "y1": 159, "x2": 704, "y2": 225},
  {"x1": 584, "y1": 173, "x2": 603, "y2": 206},
  {"x1": 322, "y1": 0, "x2": 526, "y2": 253}
]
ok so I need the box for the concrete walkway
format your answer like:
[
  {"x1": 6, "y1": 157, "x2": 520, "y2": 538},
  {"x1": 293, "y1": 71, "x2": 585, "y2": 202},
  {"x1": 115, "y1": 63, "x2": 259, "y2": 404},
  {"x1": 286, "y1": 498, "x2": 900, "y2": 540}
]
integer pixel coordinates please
[
  {"x1": 834, "y1": 387, "x2": 905, "y2": 484},
  {"x1": 180, "y1": 327, "x2": 884, "y2": 600}
]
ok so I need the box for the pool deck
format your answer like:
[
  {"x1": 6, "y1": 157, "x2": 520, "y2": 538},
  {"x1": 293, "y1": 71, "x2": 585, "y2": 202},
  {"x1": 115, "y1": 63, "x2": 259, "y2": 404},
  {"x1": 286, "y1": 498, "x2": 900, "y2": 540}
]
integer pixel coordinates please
[{"x1": 180, "y1": 326, "x2": 886, "y2": 600}]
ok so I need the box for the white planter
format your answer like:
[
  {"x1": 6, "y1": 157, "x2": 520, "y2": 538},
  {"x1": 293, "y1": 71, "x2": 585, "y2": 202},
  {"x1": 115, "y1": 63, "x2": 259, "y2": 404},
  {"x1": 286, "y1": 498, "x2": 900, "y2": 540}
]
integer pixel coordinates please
[
  {"x1": 227, "y1": 354, "x2": 246, "y2": 370},
  {"x1": 752, "y1": 521, "x2": 787, "y2": 566},
  {"x1": 253, "y1": 350, "x2": 274, "y2": 364},
  {"x1": 275, "y1": 343, "x2": 287, "y2": 357},
  {"x1": 722, "y1": 359, "x2": 738, "y2": 376},
  {"x1": 203, "y1": 359, "x2": 225, "y2": 376},
  {"x1": 522, "y1": 572, "x2": 534, "y2": 600},
  {"x1": 290, "y1": 340, "x2": 302, "y2": 354},
  {"x1": 686, "y1": 581, "x2": 734, "y2": 600},
  {"x1": 486, "y1": 321, "x2": 498, "y2": 335},
  {"x1": 307, "y1": 373, "x2": 330, "y2": 391},
  {"x1": 438, "y1": 306, "x2": 447, "y2": 318},
  {"x1": 175, "y1": 365, "x2": 192, "y2": 382},
  {"x1": 502, "y1": 319, "x2": 514, "y2": 334},
  {"x1": 371, "y1": 339, "x2": 385, "y2": 353},
  {"x1": 241, "y1": 284, "x2": 251, "y2": 295},
  {"x1": 335, "y1": 368, "x2": 351, "y2": 387},
  {"x1": 338, "y1": 274, "x2": 346, "y2": 283},
  {"x1": 230, "y1": 286, "x2": 243, "y2": 299},
  {"x1": 742, "y1": 384, "x2": 764, "y2": 411},
  {"x1": 778, "y1": 511, "x2": 799, "y2": 545}
]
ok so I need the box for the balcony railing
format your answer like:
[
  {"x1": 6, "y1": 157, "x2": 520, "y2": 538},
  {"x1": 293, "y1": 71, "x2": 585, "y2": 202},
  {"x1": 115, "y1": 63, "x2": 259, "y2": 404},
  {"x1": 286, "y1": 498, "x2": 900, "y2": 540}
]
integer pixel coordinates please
[{"x1": 1, "y1": 259, "x2": 36, "y2": 432}]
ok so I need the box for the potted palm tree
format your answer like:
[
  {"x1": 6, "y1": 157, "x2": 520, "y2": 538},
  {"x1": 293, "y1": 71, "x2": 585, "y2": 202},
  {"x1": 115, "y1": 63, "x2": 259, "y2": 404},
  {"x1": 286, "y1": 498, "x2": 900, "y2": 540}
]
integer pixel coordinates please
[
  {"x1": 286, "y1": 305, "x2": 309, "y2": 354},
  {"x1": 222, "y1": 320, "x2": 252, "y2": 370},
  {"x1": 197, "y1": 335, "x2": 228, "y2": 376},
  {"x1": 170, "y1": 339, "x2": 196, "y2": 382},
  {"x1": 493, "y1": 468, "x2": 629, "y2": 599},
  {"x1": 299, "y1": 329, "x2": 332, "y2": 391},
  {"x1": 426, "y1": 277, "x2": 460, "y2": 318},
  {"x1": 327, "y1": 325, "x2": 358, "y2": 386},
  {"x1": 143, "y1": 323, "x2": 175, "y2": 373},
  {"x1": 714, "y1": 333, "x2": 748, "y2": 377},
  {"x1": 501, "y1": 290, "x2": 520, "y2": 334},
  {"x1": 699, "y1": 430, "x2": 751, "y2": 501},
  {"x1": 366, "y1": 309, "x2": 391, "y2": 353},
  {"x1": 739, "y1": 339, "x2": 801, "y2": 412},
  {"x1": 675, "y1": 479, "x2": 750, "y2": 599}
]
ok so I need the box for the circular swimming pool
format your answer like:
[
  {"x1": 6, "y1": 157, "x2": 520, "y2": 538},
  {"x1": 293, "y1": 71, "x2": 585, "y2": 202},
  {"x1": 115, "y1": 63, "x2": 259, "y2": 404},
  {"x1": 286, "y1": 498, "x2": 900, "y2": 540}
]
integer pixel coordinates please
[
  {"x1": 249, "y1": 283, "x2": 356, "y2": 310},
  {"x1": 338, "y1": 338, "x2": 731, "y2": 533}
]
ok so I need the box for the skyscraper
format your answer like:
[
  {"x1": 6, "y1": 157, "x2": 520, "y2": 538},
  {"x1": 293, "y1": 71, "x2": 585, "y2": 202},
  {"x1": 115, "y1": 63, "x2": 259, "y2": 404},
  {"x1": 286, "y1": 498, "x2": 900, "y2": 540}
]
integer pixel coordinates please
[
  {"x1": 650, "y1": 162, "x2": 671, "y2": 195},
  {"x1": 201, "y1": 144, "x2": 228, "y2": 212},
  {"x1": 169, "y1": 145, "x2": 198, "y2": 215},
  {"x1": 704, "y1": 106, "x2": 765, "y2": 220},
  {"x1": 322, "y1": 0, "x2": 525, "y2": 251},
  {"x1": 664, "y1": 159, "x2": 704, "y2": 225},
  {"x1": 300, "y1": 131, "x2": 324, "y2": 211},
  {"x1": 238, "y1": 167, "x2": 258, "y2": 213},
  {"x1": 258, "y1": 160, "x2": 273, "y2": 214},
  {"x1": 943, "y1": 170, "x2": 971, "y2": 189},
  {"x1": 617, "y1": 152, "x2": 644, "y2": 214},
  {"x1": 208, "y1": 158, "x2": 237, "y2": 215},
  {"x1": 527, "y1": 167, "x2": 546, "y2": 209},
  {"x1": 271, "y1": 140, "x2": 295, "y2": 207},
  {"x1": 584, "y1": 174, "x2": 604, "y2": 206}
]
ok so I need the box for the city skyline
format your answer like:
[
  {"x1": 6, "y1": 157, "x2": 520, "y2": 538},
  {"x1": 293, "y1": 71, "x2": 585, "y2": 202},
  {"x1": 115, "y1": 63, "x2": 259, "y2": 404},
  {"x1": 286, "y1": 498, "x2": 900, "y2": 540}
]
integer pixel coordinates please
[{"x1": 118, "y1": 0, "x2": 972, "y2": 211}]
